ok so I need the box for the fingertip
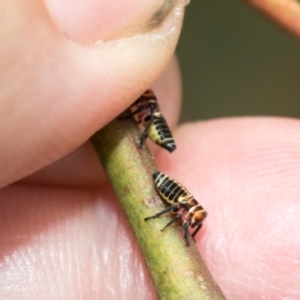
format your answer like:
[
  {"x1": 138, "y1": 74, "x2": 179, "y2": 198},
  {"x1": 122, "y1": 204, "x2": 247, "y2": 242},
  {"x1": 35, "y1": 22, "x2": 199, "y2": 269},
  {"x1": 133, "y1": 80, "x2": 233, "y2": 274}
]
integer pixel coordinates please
[
  {"x1": 0, "y1": 0, "x2": 185, "y2": 188},
  {"x1": 156, "y1": 118, "x2": 300, "y2": 298},
  {"x1": 65, "y1": 5, "x2": 184, "y2": 133},
  {"x1": 46, "y1": 0, "x2": 181, "y2": 43}
]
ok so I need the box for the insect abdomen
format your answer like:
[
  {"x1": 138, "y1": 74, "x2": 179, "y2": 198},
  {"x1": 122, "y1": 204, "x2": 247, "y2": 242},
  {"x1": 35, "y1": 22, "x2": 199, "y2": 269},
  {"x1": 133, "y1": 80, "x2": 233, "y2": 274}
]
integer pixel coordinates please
[
  {"x1": 148, "y1": 112, "x2": 176, "y2": 153},
  {"x1": 147, "y1": 172, "x2": 207, "y2": 246},
  {"x1": 152, "y1": 172, "x2": 190, "y2": 205},
  {"x1": 119, "y1": 89, "x2": 176, "y2": 153}
]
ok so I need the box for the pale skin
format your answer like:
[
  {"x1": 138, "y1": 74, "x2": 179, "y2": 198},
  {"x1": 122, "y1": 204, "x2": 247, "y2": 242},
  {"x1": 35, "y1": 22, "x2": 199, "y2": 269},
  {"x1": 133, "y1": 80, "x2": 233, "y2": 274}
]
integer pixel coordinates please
[{"x1": 0, "y1": 0, "x2": 299, "y2": 299}]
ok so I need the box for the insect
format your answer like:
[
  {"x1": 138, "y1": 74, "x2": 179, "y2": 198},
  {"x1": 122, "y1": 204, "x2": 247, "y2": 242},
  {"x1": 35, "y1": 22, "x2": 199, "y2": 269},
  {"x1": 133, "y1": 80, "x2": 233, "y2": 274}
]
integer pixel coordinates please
[
  {"x1": 145, "y1": 171, "x2": 207, "y2": 246},
  {"x1": 119, "y1": 89, "x2": 176, "y2": 153}
]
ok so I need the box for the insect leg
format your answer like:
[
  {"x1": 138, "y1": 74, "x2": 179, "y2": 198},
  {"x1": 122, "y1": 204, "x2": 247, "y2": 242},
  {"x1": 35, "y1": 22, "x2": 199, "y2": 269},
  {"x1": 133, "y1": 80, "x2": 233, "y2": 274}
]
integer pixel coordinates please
[
  {"x1": 144, "y1": 204, "x2": 178, "y2": 221},
  {"x1": 119, "y1": 105, "x2": 145, "y2": 120},
  {"x1": 137, "y1": 104, "x2": 157, "y2": 148},
  {"x1": 183, "y1": 223, "x2": 190, "y2": 246},
  {"x1": 160, "y1": 214, "x2": 181, "y2": 232},
  {"x1": 138, "y1": 114, "x2": 155, "y2": 148},
  {"x1": 191, "y1": 224, "x2": 203, "y2": 240}
]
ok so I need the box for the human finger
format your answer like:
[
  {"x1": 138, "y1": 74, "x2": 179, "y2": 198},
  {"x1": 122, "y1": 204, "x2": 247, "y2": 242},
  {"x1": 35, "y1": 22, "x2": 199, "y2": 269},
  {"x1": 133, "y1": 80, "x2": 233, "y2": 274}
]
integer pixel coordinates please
[
  {"x1": 0, "y1": 0, "x2": 185, "y2": 188},
  {"x1": 156, "y1": 117, "x2": 300, "y2": 299},
  {"x1": 0, "y1": 184, "x2": 156, "y2": 299},
  {"x1": 21, "y1": 55, "x2": 181, "y2": 187},
  {"x1": 4, "y1": 117, "x2": 300, "y2": 299}
]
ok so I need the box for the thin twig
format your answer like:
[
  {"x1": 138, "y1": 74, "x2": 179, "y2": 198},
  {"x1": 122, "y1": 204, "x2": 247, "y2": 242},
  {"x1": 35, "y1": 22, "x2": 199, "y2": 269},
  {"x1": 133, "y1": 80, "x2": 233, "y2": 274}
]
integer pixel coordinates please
[{"x1": 91, "y1": 118, "x2": 227, "y2": 300}]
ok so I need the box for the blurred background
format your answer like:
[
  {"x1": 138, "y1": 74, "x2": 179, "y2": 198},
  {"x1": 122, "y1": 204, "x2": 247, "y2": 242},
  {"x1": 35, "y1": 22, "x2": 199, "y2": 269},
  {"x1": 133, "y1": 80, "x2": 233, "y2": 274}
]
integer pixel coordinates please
[{"x1": 177, "y1": 0, "x2": 300, "y2": 122}]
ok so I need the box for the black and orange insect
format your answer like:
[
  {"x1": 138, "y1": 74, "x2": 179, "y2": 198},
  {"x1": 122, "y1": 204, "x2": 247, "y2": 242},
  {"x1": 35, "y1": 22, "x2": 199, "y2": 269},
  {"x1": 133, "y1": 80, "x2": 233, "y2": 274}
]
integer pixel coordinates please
[
  {"x1": 119, "y1": 89, "x2": 176, "y2": 153},
  {"x1": 145, "y1": 172, "x2": 207, "y2": 246}
]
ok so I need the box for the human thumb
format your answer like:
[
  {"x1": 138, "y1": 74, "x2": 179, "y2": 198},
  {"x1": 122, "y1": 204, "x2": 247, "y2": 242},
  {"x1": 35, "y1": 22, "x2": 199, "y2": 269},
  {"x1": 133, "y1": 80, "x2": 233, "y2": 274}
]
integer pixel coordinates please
[{"x1": 0, "y1": 0, "x2": 186, "y2": 187}]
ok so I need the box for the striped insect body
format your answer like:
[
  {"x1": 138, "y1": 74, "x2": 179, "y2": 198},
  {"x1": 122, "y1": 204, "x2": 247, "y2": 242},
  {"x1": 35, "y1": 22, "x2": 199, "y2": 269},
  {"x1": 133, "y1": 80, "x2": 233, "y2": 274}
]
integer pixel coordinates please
[
  {"x1": 145, "y1": 171, "x2": 207, "y2": 246},
  {"x1": 119, "y1": 89, "x2": 176, "y2": 153}
]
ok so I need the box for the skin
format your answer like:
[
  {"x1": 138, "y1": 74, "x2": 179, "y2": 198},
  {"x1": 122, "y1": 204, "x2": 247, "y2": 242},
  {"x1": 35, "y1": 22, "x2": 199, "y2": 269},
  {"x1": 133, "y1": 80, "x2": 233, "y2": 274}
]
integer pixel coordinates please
[{"x1": 0, "y1": 0, "x2": 299, "y2": 299}]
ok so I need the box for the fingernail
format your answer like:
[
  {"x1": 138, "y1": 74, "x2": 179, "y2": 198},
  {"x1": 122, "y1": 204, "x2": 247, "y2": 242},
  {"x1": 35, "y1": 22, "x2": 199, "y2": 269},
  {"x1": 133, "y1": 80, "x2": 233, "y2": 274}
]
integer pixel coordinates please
[{"x1": 46, "y1": 0, "x2": 179, "y2": 43}]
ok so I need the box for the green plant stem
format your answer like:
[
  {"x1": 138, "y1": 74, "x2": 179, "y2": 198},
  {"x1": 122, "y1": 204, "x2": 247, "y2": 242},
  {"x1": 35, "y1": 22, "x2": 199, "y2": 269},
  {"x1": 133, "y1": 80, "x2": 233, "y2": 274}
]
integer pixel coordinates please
[{"x1": 91, "y1": 119, "x2": 227, "y2": 300}]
